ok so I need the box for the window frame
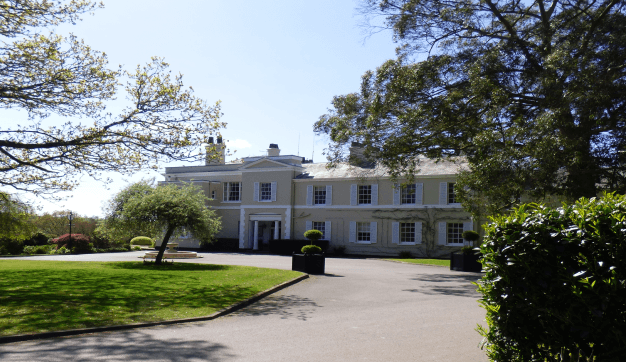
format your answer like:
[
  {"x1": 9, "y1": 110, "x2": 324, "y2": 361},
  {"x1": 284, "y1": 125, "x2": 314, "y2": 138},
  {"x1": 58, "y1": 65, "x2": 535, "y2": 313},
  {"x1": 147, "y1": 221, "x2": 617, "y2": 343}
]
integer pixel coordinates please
[
  {"x1": 260, "y1": 182, "x2": 272, "y2": 201},
  {"x1": 313, "y1": 186, "x2": 326, "y2": 205},
  {"x1": 312, "y1": 221, "x2": 326, "y2": 240},
  {"x1": 448, "y1": 182, "x2": 458, "y2": 204},
  {"x1": 223, "y1": 182, "x2": 241, "y2": 202},
  {"x1": 447, "y1": 222, "x2": 464, "y2": 245},
  {"x1": 399, "y1": 222, "x2": 416, "y2": 244},
  {"x1": 401, "y1": 184, "x2": 416, "y2": 205},
  {"x1": 356, "y1": 222, "x2": 371, "y2": 243},
  {"x1": 358, "y1": 185, "x2": 372, "y2": 205}
]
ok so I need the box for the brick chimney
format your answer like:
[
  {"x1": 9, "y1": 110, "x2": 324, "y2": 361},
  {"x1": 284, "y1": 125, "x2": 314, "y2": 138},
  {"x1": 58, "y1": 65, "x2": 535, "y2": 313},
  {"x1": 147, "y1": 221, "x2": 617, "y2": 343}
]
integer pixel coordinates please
[{"x1": 205, "y1": 136, "x2": 226, "y2": 165}]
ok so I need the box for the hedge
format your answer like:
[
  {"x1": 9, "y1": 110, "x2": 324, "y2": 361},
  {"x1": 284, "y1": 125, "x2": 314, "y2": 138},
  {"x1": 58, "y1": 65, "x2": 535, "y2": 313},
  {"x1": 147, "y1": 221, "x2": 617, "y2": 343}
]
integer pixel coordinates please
[
  {"x1": 269, "y1": 239, "x2": 329, "y2": 255},
  {"x1": 477, "y1": 193, "x2": 626, "y2": 361}
]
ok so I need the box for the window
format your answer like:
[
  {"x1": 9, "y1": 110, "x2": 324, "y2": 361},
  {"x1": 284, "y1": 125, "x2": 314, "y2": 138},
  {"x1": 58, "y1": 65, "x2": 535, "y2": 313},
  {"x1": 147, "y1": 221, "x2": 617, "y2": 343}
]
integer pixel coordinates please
[
  {"x1": 314, "y1": 186, "x2": 326, "y2": 205},
  {"x1": 400, "y1": 223, "x2": 416, "y2": 243},
  {"x1": 401, "y1": 184, "x2": 416, "y2": 204},
  {"x1": 260, "y1": 182, "x2": 272, "y2": 201},
  {"x1": 312, "y1": 221, "x2": 326, "y2": 239},
  {"x1": 223, "y1": 182, "x2": 241, "y2": 202},
  {"x1": 357, "y1": 222, "x2": 371, "y2": 242},
  {"x1": 447, "y1": 223, "x2": 464, "y2": 245},
  {"x1": 211, "y1": 190, "x2": 216, "y2": 199},
  {"x1": 448, "y1": 182, "x2": 457, "y2": 204},
  {"x1": 358, "y1": 185, "x2": 372, "y2": 205}
]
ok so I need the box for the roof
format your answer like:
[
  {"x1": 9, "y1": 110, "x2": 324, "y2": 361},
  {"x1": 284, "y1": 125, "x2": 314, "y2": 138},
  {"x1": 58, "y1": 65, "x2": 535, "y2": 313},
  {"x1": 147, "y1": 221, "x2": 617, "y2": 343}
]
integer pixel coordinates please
[{"x1": 295, "y1": 157, "x2": 467, "y2": 179}]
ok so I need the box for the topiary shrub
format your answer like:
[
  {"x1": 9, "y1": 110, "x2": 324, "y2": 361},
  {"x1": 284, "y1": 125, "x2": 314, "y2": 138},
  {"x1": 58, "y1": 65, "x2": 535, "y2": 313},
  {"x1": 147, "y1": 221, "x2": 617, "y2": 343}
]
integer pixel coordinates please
[
  {"x1": 303, "y1": 229, "x2": 323, "y2": 244},
  {"x1": 130, "y1": 236, "x2": 153, "y2": 246},
  {"x1": 462, "y1": 230, "x2": 480, "y2": 246},
  {"x1": 301, "y1": 244, "x2": 322, "y2": 255},
  {"x1": 477, "y1": 193, "x2": 626, "y2": 362}
]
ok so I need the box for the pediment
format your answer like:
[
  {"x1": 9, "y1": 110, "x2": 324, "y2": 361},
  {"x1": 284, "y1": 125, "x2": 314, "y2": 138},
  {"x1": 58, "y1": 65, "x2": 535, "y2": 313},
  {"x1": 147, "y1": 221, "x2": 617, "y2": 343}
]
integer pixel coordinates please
[{"x1": 239, "y1": 158, "x2": 292, "y2": 170}]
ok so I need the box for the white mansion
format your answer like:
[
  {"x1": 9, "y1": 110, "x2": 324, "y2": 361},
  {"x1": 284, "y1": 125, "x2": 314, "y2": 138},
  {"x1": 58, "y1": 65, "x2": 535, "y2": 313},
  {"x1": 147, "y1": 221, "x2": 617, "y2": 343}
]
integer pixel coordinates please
[{"x1": 161, "y1": 138, "x2": 474, "y2": 257}]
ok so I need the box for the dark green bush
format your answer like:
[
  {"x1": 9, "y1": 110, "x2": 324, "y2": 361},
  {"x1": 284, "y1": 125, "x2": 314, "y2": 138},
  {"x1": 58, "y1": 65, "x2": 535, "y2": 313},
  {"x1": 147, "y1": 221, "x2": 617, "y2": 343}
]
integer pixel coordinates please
[
  {"x1": 462, "y1": 230, "x2": 480, "y2": 242},
  {"x1": 398, "y1": 250, "x2": 413, "y2": 259},
  {"x1": 0, "y1": 237, "x2": 24, "y2": 255},
  {"x1": 303, "y1": 229, "x2": 323, "y2": 243},
  {"x1": 477, "y1": 193, "x2": 626, "y2": 362},
  {"x1": 301, "y1": 245, "x2": 322, "y2": 254},
  {"x1": 23, "y1": 232, "x2": 51, "y2": 246},
  {"x1": 199, "y1": 238, "x2": 239, "y2": 252},
  {"x1": 130, "y1": 236, "x2": 153, "y2": 246}
]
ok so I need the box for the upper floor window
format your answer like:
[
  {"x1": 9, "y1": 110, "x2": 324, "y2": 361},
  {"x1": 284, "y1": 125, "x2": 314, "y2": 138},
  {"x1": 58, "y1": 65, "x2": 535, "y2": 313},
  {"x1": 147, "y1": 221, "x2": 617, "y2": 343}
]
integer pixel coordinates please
[
  {"x1": 401, "y1": 184, "x2": 416, "y2": 205},
  {"x1": 358, "y1": 185, "x2": 372, "y2": 205},
  {"x1": 260, "y1": 182, "x2": 272, "y2": 201},
  {"x1": 314, "y1": 186, "x2": 326, "y2": 205},
  {"x1": 223, "y1": 182, "x2": 241, "y2": 202},
  {"x1": 447, "y1": 222, "x2": 464, "y2": 245},
  {"x1": 448, "y1": 183, "x2": 457, "y2": 204}
]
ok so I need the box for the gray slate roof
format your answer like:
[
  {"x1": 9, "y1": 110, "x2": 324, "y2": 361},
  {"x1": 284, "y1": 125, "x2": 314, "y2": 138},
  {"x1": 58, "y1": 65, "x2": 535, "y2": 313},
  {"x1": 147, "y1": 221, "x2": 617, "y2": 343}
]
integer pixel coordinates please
[{"x1": 295, "y1": 157, "x2": 467, "y2": 179}]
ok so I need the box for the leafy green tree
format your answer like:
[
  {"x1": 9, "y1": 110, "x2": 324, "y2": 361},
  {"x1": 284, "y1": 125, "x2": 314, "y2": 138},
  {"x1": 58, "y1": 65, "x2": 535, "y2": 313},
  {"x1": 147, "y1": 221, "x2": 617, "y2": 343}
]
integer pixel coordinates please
[
  {"x1": 103, "y1": 180, "x2": 221, "y2": 264},
  {"x1": 316, "y1": 0, "x2": 626, "y2": 216},
  {"x1": 0, "y1": 0, "x2": 224, "y2": 197},
  {"x1": 0, "y1": 192, "x2": 35, "y2": 240}
]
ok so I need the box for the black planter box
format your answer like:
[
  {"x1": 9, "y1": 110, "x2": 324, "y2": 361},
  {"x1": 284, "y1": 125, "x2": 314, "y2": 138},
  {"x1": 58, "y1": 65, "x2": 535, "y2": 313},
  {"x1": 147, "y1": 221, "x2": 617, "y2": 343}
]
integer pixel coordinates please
[
  {"x1": 450, "y1": 252, "x2": 482, "y2": 272},
  {"x1": 292, "y1": 253, "x2": 325, "y2": 274}
]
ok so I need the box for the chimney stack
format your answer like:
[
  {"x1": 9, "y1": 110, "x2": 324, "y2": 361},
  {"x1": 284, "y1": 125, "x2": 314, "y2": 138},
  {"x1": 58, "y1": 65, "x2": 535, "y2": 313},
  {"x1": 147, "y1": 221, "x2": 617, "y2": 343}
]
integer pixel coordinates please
[
  {"x1": 205, "y1": 136, "x2": 226, "y2": 165},
  {"x1": 267, "y1": 143, "x2": 280, "y2": 157}
]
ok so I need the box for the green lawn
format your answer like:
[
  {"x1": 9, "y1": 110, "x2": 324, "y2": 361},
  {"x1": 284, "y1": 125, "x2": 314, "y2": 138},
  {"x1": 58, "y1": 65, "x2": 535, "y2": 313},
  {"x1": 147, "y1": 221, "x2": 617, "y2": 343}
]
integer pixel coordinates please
[
  {"x1": 0, "y1": 260, "x2": 302, "y2": 336},
  {"x1": 386, "y1": 258, "x2": 450, "y2": 267}
]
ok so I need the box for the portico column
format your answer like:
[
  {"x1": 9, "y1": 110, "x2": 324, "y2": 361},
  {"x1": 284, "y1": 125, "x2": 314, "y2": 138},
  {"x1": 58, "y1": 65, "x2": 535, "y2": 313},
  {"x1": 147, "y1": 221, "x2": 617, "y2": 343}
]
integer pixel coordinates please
[
  {"x1": 273, "y1": 221, "x2": 279, "y2": 240},
  {"x1": 253, "y1": 221, "x2": 259, "y2": 250}
]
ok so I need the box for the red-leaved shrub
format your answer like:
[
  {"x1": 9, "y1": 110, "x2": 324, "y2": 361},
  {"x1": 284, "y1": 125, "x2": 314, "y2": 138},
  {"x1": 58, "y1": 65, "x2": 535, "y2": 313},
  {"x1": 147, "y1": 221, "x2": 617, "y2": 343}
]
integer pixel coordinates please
[{"x1": 52, "y1": 234, "x2": 91, "y2": 252}]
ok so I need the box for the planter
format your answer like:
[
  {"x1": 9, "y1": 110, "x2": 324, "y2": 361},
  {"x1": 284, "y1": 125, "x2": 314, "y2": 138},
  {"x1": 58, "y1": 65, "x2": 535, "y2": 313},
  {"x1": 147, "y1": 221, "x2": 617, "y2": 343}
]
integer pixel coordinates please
[
  {"x1": 292, "y1": 253, "x2": 325, "y2": 274},
  {"x1": 450, "y1": 251, "x2": 482, "y2": 272}
]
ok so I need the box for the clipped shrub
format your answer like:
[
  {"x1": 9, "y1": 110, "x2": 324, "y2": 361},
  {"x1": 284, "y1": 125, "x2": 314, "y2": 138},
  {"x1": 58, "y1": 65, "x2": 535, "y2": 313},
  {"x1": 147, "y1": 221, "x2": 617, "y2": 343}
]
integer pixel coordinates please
[
  {"x1": 303, "y1": 229, "x2": 323, "y2": 243},
  {"x1": 462, "y1": 230, "x2": 480, "y2": 245},
  {"x1": 301, "y1": 244, "x2": 322, "y2": 255},
  {"x1": 130, "y1": 236, "x2": 153, "y2": 246},
  {"x1": 56, "y1": 246, "x2": 69, "y2": 255},
  {"x1": 398, "y1": 250, "x2": 413, "y2": 259},
  {"x1": 0, "y1": 238, "x2": 24, "y2": 255},
  {"x1": 131, "y1": 245, "x2": 142, "y2": 251},
  {"x1": 477, "y1": 193, "x2": 626, "y2": 362}
]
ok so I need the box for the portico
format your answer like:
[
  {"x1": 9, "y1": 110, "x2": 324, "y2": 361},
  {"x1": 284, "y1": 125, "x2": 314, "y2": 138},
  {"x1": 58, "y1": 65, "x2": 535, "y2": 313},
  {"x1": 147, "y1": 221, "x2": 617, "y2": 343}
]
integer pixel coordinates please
[{"x1": 248, "y1": 213, "x2": 282, "y2": 250}]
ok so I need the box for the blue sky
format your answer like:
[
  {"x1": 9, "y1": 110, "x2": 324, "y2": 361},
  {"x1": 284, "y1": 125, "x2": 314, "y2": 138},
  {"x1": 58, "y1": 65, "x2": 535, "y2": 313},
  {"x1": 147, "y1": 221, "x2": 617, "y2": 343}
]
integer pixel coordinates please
[{"x1": 13, "y1": 0, "x2": 398, "y2": 217}]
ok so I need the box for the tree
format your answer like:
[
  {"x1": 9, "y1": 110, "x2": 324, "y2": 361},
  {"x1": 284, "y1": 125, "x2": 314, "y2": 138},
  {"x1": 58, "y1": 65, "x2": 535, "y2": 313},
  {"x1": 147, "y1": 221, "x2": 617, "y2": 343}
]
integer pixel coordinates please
[
  {"x1": 0, "y1": 1, "x2": 224, "y2": 197},
  {"x1": 315, "y1": 0, "x2": 626, "y2": 216},
  {"x1": 0, "y1": 192, "x2": 35, "y2": 239},
  {"x1": 103, "y1": 180, "x2": 221, "y2": 264}
]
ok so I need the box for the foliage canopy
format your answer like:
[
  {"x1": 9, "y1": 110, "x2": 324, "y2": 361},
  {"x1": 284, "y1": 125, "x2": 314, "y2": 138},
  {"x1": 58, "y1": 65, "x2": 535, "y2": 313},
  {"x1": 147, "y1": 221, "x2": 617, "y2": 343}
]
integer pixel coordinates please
[
  {"x1": 316, "y1": 0, "x2": 626, "y2": 216},
  {"x1": 0, "y1": 0, "x2": 224, "y2": 197},
  {"x1": 103, "y1": 180, "x2": 221, "y2": 264}
]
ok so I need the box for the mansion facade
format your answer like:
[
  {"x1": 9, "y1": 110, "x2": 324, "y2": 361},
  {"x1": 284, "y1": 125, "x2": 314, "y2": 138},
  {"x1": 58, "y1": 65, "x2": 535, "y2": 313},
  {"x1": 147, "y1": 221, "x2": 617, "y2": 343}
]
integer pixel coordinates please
[{"x1": 161, "y1": 138, "x2": 474, "y2": 257}]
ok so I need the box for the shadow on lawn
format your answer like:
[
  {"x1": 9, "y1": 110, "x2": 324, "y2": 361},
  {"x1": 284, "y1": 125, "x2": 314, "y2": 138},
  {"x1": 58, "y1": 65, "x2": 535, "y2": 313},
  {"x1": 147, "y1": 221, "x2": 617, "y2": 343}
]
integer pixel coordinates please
[
  {"x1": 0, "y1": 330, "x2": 234, "y2": 361},
  {"x1": 403, "y1": 273, "x2": 483, "y2": 297},
  {"x1": 0, "y1": 266, "x2": 257, "y2": 336}
]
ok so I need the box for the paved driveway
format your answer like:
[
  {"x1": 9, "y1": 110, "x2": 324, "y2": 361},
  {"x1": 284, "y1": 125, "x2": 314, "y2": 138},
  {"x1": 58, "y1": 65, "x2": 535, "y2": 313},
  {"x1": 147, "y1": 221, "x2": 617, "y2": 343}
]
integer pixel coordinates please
[{"x1": 0, "y1": 252, "x2": 488, "y2": 361}]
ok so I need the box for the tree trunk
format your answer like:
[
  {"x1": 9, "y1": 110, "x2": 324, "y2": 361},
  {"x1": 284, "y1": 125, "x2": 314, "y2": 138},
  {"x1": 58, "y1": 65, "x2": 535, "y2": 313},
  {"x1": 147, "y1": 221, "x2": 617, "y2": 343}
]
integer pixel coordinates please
[{"x1": 155, "y1": 227, "x2": 174, "y2": 265}]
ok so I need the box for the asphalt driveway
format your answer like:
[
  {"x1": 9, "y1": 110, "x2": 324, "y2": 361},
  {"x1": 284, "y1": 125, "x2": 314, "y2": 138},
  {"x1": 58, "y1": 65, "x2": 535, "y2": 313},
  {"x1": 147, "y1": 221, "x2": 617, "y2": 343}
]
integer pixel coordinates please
[{"x1": 0, "y1": 252, "x2": 488, "y2": 361}]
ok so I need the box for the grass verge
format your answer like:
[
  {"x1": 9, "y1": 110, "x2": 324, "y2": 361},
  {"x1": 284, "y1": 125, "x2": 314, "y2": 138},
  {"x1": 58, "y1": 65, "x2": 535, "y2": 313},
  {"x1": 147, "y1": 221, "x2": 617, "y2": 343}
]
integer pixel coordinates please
[
  {"x1": 0, "y1": 260, "x2": 302, "y2": 336},
  {"x1": 386, "y1": 258, "x2": 450, "y2": 267}
]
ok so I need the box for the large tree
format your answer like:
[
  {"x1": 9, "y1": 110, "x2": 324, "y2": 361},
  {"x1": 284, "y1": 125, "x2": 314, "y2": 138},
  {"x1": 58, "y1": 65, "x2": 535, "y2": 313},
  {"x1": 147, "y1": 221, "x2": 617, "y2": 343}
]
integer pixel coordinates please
[
  {"x1": 103, "y1": 180, "x2": 221, "y2": 264},
  {"x1": 0, "y1": 1, "x2": 224, "y2": 197},
  {"x1": 316, "y1": 0, "x2": 626, "y2": 216},
  {"x1": 0, "y1": 192, "x2": 35, "y2": 239}
]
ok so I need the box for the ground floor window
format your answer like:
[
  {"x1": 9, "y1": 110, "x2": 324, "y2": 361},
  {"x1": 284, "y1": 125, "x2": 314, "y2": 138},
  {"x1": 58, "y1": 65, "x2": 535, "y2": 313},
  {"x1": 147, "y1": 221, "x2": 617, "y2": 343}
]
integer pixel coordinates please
[
  {"x1": 447, "y1": 223, "x2": 464, "y2": 245},
  {"x1": 312, "y1": 221, "x2": 326, "y2": 239},
  {"x1": 400, "y1": 223, "x2": 416, "y2": 243},
  {"x1": 357, "y1": 222, "x2": 371, "y2": 242}
]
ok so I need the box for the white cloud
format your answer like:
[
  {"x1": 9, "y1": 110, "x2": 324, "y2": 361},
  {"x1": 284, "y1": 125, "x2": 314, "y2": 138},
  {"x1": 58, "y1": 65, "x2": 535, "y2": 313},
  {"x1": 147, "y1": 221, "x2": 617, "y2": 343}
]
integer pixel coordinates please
[{"x1": 226, "y1": 139, "x2": 252, "y2": 150}]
